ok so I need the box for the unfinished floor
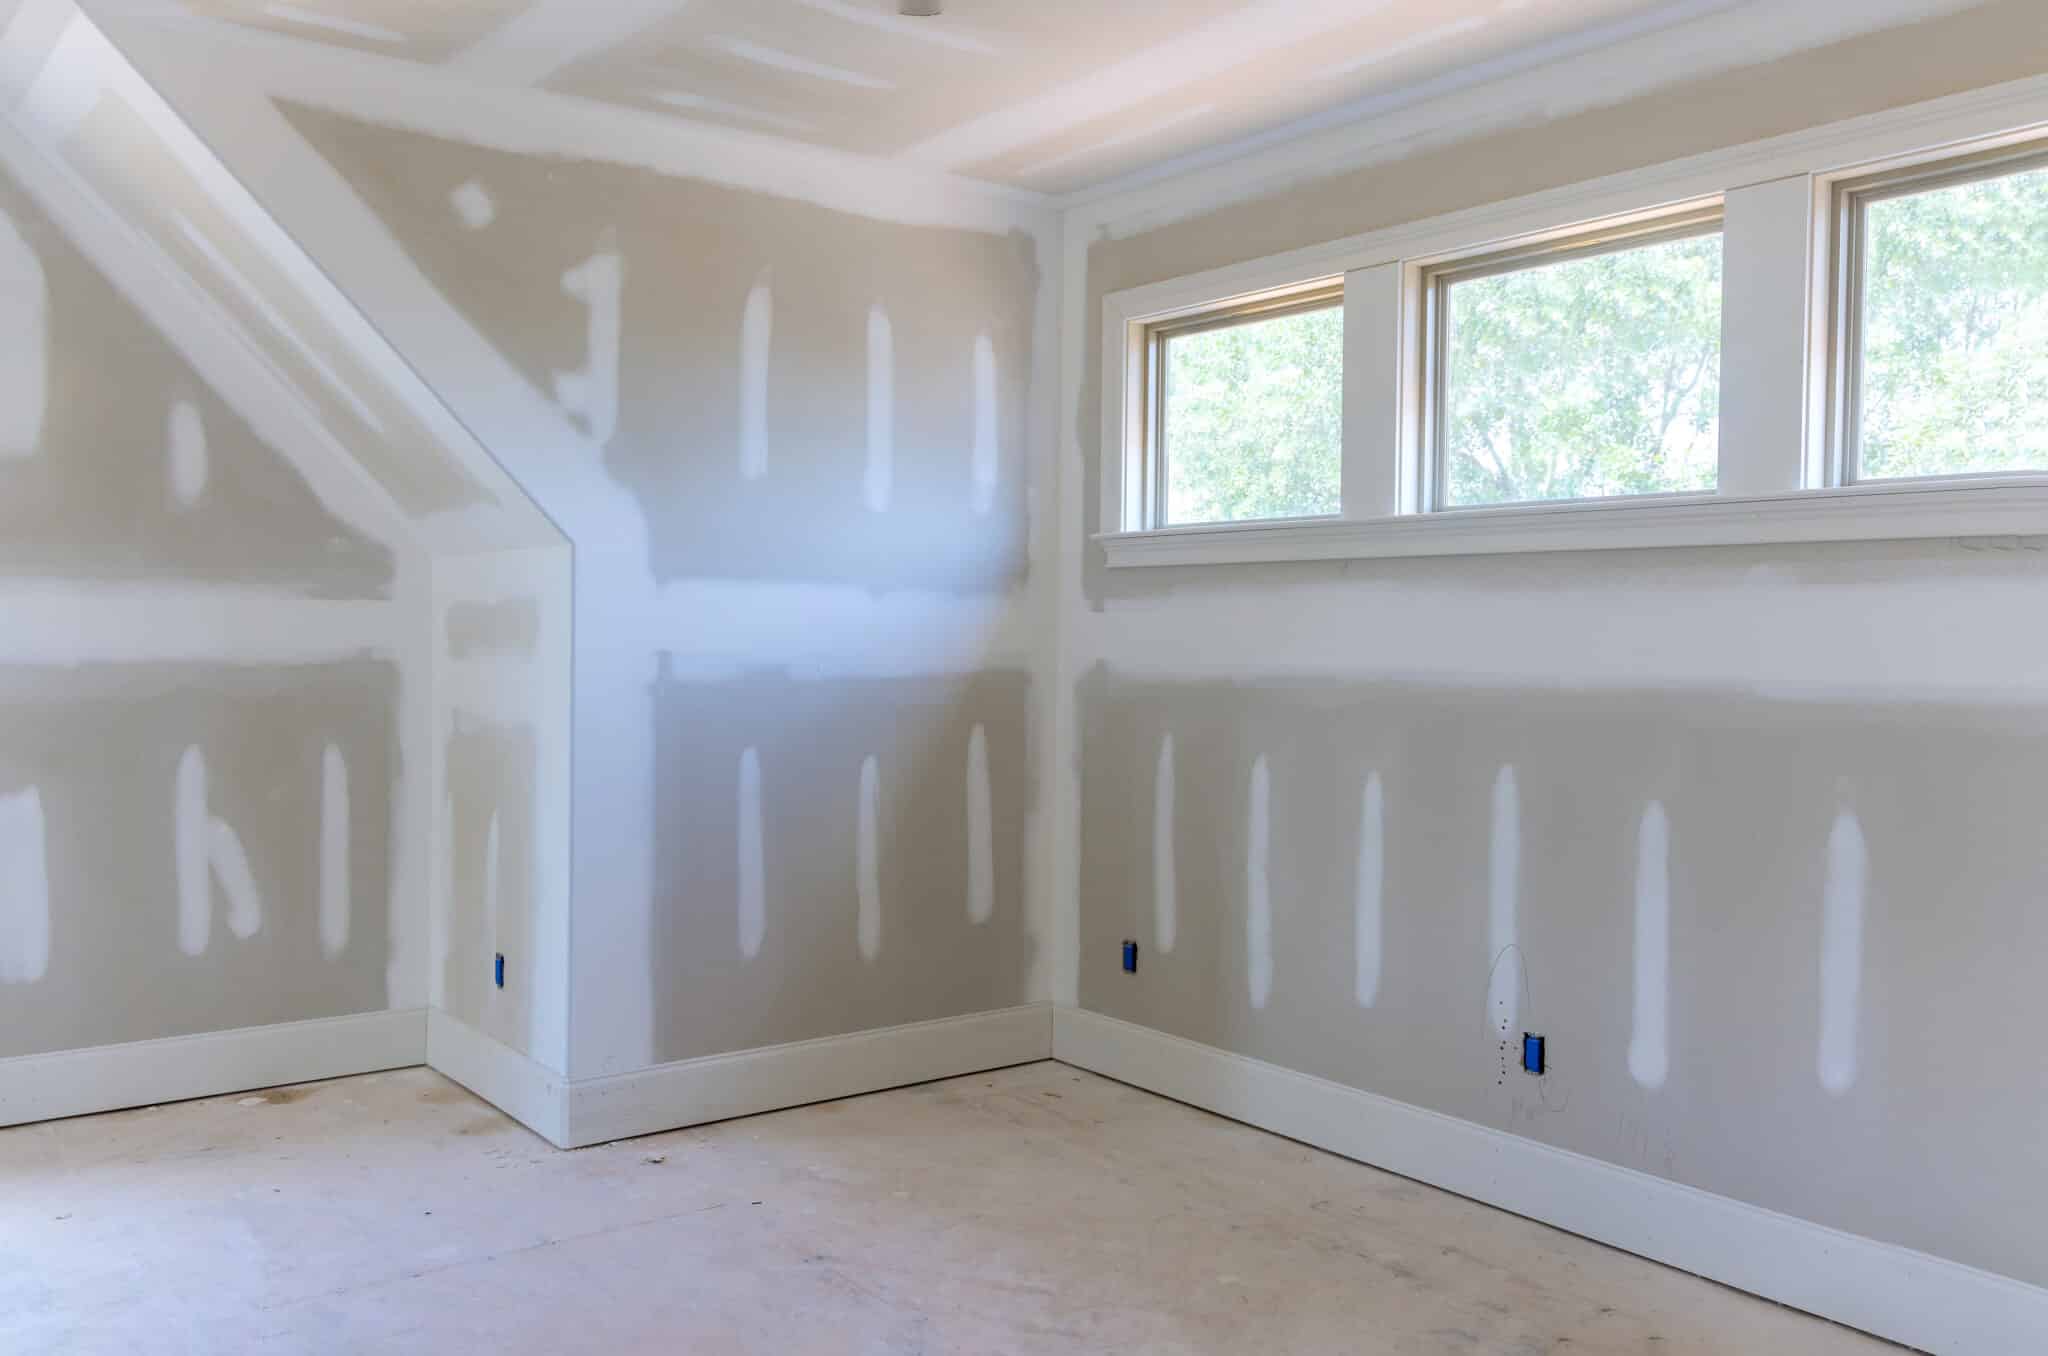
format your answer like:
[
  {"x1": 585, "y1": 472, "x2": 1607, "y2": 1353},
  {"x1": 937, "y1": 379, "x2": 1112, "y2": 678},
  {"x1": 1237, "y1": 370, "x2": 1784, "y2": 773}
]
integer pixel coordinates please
[{"x1": 0, "y1": 1062, "x2": 1895, "y2": 1355}]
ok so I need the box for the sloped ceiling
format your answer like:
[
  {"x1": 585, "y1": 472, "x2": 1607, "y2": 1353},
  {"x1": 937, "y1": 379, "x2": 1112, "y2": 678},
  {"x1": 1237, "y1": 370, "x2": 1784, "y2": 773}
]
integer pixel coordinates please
[{"x1": 81, "y1": 0, "x2": 1739, "y2": 195}]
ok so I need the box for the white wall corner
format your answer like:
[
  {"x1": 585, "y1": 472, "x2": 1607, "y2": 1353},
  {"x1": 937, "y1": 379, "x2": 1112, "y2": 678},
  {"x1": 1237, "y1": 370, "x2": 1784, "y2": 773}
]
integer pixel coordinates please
[{"x1": 561, "y1": 1004, "x2": 1053, "y2": 1149}]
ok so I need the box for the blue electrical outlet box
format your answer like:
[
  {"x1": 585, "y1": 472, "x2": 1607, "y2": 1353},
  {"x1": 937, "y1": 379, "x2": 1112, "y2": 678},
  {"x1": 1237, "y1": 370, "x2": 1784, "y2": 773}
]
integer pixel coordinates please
[
  {"x1": 1121, "y1": 940, "x2": 1138, "y2": 974},
  {"x1": 494, "y1": 954, "x2": 506, "y2": 989},
  {"x1": 1522, "y1": 1033, "x2": 1545, "y2": 1076}
]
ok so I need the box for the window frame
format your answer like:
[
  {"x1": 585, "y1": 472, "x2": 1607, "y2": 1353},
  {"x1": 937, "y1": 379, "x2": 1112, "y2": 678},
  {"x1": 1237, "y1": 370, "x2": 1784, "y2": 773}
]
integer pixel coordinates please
[
  {"x1": 1096, "y1": 82, "x2": 2048, "y2": 569},
  {"x1": 1828, "y1": 141, "x2": 2048, "y2": 488},
  {"x1": 1142, "y1": 282, "x2": 1347, "y2": 530},
  {"x1": 1418, "y1": 207, "x2": 1727, "y2": 514}
]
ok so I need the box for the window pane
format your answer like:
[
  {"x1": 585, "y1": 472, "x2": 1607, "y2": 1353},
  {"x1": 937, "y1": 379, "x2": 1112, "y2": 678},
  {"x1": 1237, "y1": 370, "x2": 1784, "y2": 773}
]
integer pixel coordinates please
[
  {"x1": 1857, "y1": 164, "x2": 2048, "y2": 480},
  {"x1": 1441, "y1": 232, "x2": 1722, "y2": 508},
  {"x1": 1161, "y1": 305, "x2": 1342, "y2": 525}
]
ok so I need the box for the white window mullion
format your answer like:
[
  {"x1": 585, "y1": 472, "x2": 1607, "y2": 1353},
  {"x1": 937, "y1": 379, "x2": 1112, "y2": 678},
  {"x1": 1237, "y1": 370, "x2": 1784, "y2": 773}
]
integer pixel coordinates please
[
  {"x1": 1340, "y1": 262, "x2": 1407, "y2": 519},
  {"x1": 1718, "y1": 175, "x2": 1822, "y2": 495}
]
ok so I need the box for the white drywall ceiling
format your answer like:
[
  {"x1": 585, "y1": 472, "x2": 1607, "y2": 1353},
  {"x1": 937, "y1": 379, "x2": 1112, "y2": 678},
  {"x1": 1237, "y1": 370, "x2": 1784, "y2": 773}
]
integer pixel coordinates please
[{"x1": 83, "y1": 0, "x2": 1743, "y2": 195}]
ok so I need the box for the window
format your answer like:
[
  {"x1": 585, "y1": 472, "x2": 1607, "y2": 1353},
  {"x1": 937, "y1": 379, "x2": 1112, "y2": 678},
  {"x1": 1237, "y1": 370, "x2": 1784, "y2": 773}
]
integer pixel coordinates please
[
  {"x1": 1837, "y1": 150, "x2": 2048, "y2": 482},
  {"x1": 1425, "y1": 214, "x2": 1724, "y2": 509},
  {"x1": 1149, "y1": 288, "x2": 1343, "y2": 526},
  {"x1": 1101, "y1": 110, "x2": 2048, "y2": 570}
]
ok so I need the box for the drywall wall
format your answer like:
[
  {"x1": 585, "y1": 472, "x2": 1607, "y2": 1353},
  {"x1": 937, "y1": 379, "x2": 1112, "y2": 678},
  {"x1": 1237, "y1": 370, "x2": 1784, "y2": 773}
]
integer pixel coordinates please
[
  {"x1": 0, "y1": 6, "x2": 563, "y2": 1107},
  {"x1": 0, "y1": 135, "x2": 412, "y2": 1066},
  {"x1": 431, "y1": 546, "x2": 570, "y2": 1072},
  {"x1": 0, "y1": 165, "x2": 392, "y2": 594},
  {"x1": 0, "y1": 661, "x2": 398, "y2": 1056},
  {"x1": 107, "y1": 20, "x2": 1062, "y2": 1083},
  {"x1": 1060, "y1": 0, "x2": 2048, "y2": 1297}
]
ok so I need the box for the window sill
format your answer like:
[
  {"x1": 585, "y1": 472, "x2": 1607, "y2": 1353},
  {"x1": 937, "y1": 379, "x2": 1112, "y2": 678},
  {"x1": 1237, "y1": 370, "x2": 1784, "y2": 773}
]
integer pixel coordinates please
[{"x1": 1097, "y1": 479, "x2": 2048, "y2": 568}]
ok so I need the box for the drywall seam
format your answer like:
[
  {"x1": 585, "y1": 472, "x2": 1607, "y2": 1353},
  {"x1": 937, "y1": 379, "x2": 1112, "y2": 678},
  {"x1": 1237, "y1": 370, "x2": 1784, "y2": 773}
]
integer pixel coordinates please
[
  {"x1": 98, "y1": 8, "x2": 1045, "y2": 230},
  {"x1": 1486, "y1": 764, "x2": 1520, "y2": 1039},
  {"x1": 0, "y1": 587, "x2": 398, "y2": 664},
  {"x1": 971, "y1": 332, "x2": 999, "y2": 515},
  {"x1": 0, "y1": 122, "x2": 408, "y2": 552},
  {"x1": 966, "y1": 724, "x2": 994, "y2": 925},
  {"x1": 1, "y1": 12, "x2": 555, "y2": 551},
  {"x1": 856, "y1": 754, "x2": 882, "y2": 961},
  {"x1": 737, "y1": 747, "x2": 766, "y2": 957},
  {"x1": 554, "y1": 239, "x2": 621, "y2": 448},
  {"x1": 1354, "y1": 771, "x2": 1384, "y2": 1009},
  {"x1": 739, "y1": 270, "x2": 773, "y2": 480},
  {"x1": 1246, "y1": 753, "x2": 1272, "y2": 1011},
  {"x1": 1152, "y1": 732, "x2": 1176, "y2": 953},
  {"x1": 318, "y1": 742, "x2": 349, "y2": 957},
  {"x1": 865, "y1": 302, "x2": 894, "y2": 512},
  {"x1": 1629, "y1": 800, "x2": 1671, "y2": 1089},
  {"x1": 1818, "y1": 803, "x2": 1866, "y2": 1096}
]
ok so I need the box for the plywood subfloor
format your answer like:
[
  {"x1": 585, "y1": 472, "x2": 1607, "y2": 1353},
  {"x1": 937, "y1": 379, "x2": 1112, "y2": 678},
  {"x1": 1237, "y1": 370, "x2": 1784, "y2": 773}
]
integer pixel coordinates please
[{"x1": 0, "y1": 1061, "x2": 1897, "y2": 1354}]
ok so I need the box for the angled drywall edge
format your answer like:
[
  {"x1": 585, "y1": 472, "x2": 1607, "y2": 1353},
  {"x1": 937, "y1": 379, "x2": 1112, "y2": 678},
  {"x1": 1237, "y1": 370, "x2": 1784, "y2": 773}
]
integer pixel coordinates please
[
  {"x1": 1, "y1": 0, "x2": 563, "y2": 556},
  {"x1": 86, "y1": 1, "x2": 1048, "y2": 230}
]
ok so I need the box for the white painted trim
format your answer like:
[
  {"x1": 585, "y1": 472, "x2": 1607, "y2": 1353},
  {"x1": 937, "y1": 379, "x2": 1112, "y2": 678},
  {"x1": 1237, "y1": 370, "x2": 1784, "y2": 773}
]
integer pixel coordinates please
[
  {"x1": 0, "y1": 1007, "x2": 425, "y2": 1127},
  {"x1": 1718, "y1": 176, "x2": 1818, "y2": 497},
  {"x1": 1100, "y1": 478, "x2": 2048, "y2": 568},
  {"x1": 562, "y1": 1004, "x2": 1052, "y2": 1149},
  {"x1": 425, "y1": 1009, "x2": 570, "y2": 1146},
  {"x1": 1095, "y1": 76, "x2": 2048, "y2": 563},
  {"x1": 1340, "y1": 263, "x2": 1405, "y2": 520},
  {"x1": 1053, "y1": 1007, "x2": 2048, "y2": 1356}
]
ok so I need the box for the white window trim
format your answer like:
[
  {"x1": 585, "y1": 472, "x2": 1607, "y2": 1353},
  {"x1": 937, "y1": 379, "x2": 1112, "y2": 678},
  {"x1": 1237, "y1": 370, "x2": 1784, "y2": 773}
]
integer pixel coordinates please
[{"x1": 1099, "y1": 73, "x2": 2048, "y2": 569}]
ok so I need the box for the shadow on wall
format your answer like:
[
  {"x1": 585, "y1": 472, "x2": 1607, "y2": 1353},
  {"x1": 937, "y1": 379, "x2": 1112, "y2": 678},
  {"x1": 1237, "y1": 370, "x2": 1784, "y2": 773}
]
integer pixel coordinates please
[
  {"x1": 1076, "y1": 664, "x2": 2048, "y2": 1288},
  {"x1": 277, "y1": 100, "x2": 1038, "y2": 594},
  {"x1": 0, "y1": 165, "x2": 392, "y2": 596},
  {"x1": 650, "y1": 665, "x2": 1035, "y2": 1064},
  {"x1": 0, "y1": 661, "x2": 397, "y2": 1058}
]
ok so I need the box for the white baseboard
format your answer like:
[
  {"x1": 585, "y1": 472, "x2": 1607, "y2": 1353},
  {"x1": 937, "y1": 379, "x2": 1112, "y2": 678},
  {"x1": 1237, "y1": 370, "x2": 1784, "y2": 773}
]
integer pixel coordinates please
[
  {"x1": 0, "y1": 1008, "x2": 426, "y2": 1128},
  {"x1": 1053, "y1": 1006, "x2": 2048, "y2": 1356},
  {"x1": 561, "y1": 1003, "x2": 1053, "y2": 1149},
  {"x1": 426, "y1": 1010, "x2": 570, "y2": 1147}
]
